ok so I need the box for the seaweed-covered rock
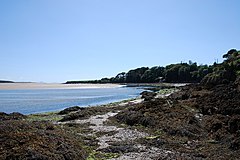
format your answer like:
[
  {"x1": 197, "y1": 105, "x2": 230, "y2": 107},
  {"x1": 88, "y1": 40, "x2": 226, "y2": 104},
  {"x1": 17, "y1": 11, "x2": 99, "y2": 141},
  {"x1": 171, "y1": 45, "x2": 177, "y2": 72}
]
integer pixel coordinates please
[
  {"x1": 196, "y1": 83, "x2": 240, "y2": 115},
  {"x1": 59, "y1": 108, "x2": 98, "y2": 122},
  {"x1": 116, "y1": 110, "x2": 155, "y2": 127},
  {"x1": 59, "y1": 105, "x2": 118, "y2": 122},
  {"x1": 58, "y1": 106, "x2": 85, "y2": 115},
  {"x1": 0, "y1": 112, "x2": 26, "y2": 121},
  {"x1": 228, "y1": 115, "x2": 240, "y2": 133},
  {"x1": 0, "y1": 120, "x2": 87, "y2": 159},
  {"x1": 140, "y1": 91, "x2": 157, "y2": 101},
  {"x1": 230, "y1": 137, "x2": 240, "y2": 150}
]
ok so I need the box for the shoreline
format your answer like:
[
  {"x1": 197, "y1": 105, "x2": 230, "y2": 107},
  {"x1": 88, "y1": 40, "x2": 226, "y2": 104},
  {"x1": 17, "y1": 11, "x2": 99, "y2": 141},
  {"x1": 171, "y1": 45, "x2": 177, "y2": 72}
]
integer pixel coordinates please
[
  {"x1": 0, "y1": 83, "x2": 122, "y2": 90},
  {"x1": 26, "y1": 97, "x2": 142, "y2": 116},
  {"x1": 27, "y1": 87, "x2": 175, "y2": 116},
  {"x1": 28, "y1": 97, "x2": 142, "y2": 116}
]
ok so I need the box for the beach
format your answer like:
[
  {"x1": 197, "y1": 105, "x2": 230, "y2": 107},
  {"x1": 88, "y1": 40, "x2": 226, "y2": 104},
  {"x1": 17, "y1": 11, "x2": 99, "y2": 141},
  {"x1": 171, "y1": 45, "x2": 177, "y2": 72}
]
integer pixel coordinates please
[{"x1": 0, "y1": 83, "x2": 122, "y2": 90}]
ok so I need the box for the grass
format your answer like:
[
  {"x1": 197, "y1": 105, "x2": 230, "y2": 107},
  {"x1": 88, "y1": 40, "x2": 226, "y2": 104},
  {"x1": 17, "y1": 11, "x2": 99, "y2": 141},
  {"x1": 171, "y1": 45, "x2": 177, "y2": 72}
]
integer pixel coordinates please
[
  {"x1": 26, "y1": 111, "x2": 63, "y2": 122},
  {"x1": 157, "y1": 88, "x2": 178, "y2": 95}
]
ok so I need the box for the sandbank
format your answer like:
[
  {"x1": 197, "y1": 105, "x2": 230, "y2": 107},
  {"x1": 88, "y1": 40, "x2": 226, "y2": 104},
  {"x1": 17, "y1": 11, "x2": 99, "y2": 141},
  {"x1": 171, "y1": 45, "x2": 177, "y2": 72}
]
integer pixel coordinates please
[{"x1": 0, "y1": 83, "x2": 122, "y2": 90}]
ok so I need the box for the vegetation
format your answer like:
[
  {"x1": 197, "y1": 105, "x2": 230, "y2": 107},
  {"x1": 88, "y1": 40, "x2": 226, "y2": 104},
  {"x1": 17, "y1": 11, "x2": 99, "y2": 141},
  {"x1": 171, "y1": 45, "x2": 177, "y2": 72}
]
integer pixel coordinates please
[
  {"x1": 66, "y1": 62, "x2": 212, "y2": 84},
  {"x1": 1, "y1": 49, "x2": 240, "y2": 159},
  {"x1": 0, "y1": 80, "x2": 14, "y2": 83},
  {"x1": 201, "y1": 49, "x2": 240, "y2": 86},
  {"x1": 0, "y1": 113, "x2": 87, "y2": 160},
  {"x1": 110, "y1": 49, "x2": 240, "y2": 158},
  {"x1": 66, "y1": 49, "x2": 239, "y2": 85}
]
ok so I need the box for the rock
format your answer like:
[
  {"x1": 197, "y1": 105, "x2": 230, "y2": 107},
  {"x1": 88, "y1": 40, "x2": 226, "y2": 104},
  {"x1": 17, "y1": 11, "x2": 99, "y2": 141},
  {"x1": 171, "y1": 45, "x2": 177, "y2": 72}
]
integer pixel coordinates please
[
  {"x1": 115, "y1": 110, "x2": 155, "y2": 127},
  {"x1": 211, "y1": 122, "x2": 222, "y2": 132},
  {"x1": 230, "y1": 138, "x2": 240, "y2": 150},
  {"x1": 58, "y1": 106, "x2": 85, "y2": 115},
  {"x1": 228, "y1": 115, "x2": 240, "y2": 133},
  {"x1": 0, "y1": 112, "x2": 26, "y2": 121},
  {"x1": 140, "y1": 91, "x2": 157, "y2": 101},
  {"x1": 0, "y1": 120, "x2": 87, "y2": 160},
  {"x1": 196, "y1": 83, "x2": 240, "y2": 115},
  {"x1": 100, "y1": 144, "x2": 138, "y2": 153}
]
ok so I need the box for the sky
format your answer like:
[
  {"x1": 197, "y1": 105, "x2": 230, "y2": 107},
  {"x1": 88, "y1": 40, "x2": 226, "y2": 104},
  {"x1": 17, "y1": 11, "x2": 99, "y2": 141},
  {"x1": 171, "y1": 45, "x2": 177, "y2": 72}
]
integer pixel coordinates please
[{"x1": 0, "y1": 0, "x2": 240, "y2": 82}]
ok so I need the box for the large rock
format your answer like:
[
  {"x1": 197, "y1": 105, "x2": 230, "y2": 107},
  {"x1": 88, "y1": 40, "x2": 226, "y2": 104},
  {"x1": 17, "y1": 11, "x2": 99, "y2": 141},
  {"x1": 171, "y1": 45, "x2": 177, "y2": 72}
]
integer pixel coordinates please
[{"x1": 140, "y1": 91, "x2": 157, "y2": 101}]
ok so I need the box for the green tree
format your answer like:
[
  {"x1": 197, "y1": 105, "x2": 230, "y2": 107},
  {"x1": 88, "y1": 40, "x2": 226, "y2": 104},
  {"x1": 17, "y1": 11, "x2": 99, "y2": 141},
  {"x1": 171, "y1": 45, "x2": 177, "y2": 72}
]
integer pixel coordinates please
[{"x1": 126, "y1": 67, "x2": 149, "y2": 83}]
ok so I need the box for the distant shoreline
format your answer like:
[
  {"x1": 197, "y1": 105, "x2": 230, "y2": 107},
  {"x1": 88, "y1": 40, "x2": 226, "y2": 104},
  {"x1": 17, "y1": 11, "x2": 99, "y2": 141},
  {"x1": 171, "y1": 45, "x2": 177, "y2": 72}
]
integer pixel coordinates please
[{"x1": 0, "y1": 83, "x2": 122, "y2": 90}]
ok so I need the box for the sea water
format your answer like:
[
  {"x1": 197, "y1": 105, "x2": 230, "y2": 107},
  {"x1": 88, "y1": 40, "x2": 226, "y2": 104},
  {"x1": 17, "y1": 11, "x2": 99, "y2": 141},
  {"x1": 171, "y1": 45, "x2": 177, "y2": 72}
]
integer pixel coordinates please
[{"x1": 0, "y1": 87, "x2": 144, "y2": 114}]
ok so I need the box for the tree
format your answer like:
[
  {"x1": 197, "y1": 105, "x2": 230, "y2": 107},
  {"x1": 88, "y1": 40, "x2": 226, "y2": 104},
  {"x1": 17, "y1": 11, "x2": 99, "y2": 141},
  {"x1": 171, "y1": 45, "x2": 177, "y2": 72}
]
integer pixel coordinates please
[
  {"x1": 201, "y1": 49, "x2": 240, "y2": 86},
  {"x1": 223, "y1": 49, "x2": 238, "y2": 60},
  {"x1": 164, "y1": 64, "x2": 182, "y2": 82},
  {"x1": 112, "y1": 72, "x2": 126, "y2": 83},
  {"x1": 126, "y1": 67, "x2": 149, "y2": 83},
  {"x1": 178, "y1": 66, "x2": 190, "y2": 82},
  {"x1": 141, "y1": 66, "x2": 165, "y2": 83}
]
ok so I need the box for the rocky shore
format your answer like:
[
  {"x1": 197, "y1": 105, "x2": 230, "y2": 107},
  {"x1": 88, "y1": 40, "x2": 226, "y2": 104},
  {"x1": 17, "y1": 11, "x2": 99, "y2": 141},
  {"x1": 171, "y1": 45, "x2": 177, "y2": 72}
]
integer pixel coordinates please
[{"x1": 1, "y1": 81, "x2": 240, "y2": 159}]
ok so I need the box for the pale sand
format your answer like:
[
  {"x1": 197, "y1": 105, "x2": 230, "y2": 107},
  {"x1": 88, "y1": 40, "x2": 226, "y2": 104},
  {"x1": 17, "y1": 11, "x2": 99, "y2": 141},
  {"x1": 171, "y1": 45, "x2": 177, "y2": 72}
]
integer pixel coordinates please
[{"x1": 0, "y1": 83, "x2": 122, "y2": 90}]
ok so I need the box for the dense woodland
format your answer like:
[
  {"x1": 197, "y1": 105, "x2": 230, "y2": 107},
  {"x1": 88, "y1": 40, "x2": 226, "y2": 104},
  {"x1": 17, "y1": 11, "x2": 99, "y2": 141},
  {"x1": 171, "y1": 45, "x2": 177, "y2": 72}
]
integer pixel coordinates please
[
  {"x1": 66, "y1": 49, "x2": 240, "y2": 85},
  {"x1": 66, "y1": 63, "x2": 211, "y2": 84}
]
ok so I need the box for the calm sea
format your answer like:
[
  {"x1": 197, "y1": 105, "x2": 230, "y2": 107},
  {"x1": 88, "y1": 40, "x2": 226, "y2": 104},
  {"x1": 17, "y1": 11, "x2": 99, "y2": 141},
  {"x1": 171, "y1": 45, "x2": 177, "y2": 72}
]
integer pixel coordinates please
[{"x1": 0, "y1": 87, "x2": 144, "y2": 114}]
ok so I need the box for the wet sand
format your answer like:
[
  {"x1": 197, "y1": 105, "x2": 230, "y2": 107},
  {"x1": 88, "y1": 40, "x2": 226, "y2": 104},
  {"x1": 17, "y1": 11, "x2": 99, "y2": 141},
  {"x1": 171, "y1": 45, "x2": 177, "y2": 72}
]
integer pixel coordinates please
[{"x1": 0, "y1": 83, "x2": 122, "y2": 90}]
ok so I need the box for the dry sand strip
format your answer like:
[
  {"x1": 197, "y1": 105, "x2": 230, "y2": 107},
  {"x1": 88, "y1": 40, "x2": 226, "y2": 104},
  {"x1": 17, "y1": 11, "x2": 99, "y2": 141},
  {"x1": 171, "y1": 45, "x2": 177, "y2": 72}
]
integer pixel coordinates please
[{"x1": 0, "y1": 83, "x2": 122, "y2": 90}]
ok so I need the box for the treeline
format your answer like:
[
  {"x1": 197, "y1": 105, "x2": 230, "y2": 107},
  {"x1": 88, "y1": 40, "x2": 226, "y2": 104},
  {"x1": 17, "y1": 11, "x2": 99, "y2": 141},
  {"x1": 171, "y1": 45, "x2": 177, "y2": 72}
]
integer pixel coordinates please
[
  {"x1": 109, "y1": 62, "x2": 213, "y2": 83},
  {"x1": 0, "y1": 80, "x2": 14, "y2": 83},
  {"x1": 66, "y1": 49, "x2": 240, "y2": 84},
  {"x1": 66, "y1": 62, "x2": 213, "y2": 84},
  {"x1": 65, "y1": 80, "x2": 103, "y2": 84}
]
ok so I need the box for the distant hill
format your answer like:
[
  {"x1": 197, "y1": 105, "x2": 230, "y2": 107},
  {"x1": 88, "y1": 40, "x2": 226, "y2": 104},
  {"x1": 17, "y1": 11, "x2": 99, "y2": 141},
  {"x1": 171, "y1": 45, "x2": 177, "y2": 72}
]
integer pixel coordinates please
[{"x1": 0, "y1": 80, "x2": 14, "y2": 83}]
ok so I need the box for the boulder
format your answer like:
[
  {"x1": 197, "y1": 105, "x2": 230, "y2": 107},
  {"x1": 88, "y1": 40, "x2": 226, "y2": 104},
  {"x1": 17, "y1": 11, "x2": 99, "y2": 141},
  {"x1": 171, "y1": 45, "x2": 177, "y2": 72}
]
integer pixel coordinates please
[{"x1": 140, "y1": 91, "x2": 157, "y2": 101}]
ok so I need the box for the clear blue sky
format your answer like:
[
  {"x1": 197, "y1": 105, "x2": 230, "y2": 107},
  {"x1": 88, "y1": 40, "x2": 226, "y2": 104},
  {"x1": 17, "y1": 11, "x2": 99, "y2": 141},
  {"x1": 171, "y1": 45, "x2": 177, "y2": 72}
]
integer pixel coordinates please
[{"x1": 0, "y1": 0, "x2": 239, "y2": 82}]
